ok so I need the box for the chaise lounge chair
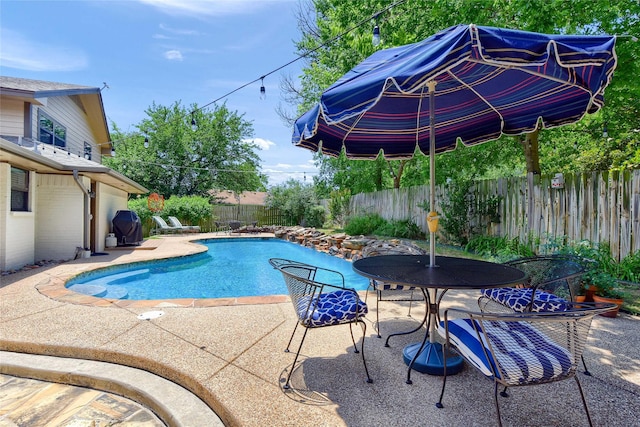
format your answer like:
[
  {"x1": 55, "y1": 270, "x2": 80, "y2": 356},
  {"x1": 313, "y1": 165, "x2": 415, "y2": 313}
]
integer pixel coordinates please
[
  {"x1": 168, "y1": 216, "x2": 201, "y2": 233},
  {"x1": 151, "y1": 216, "x2": 180, "y2": 235}
]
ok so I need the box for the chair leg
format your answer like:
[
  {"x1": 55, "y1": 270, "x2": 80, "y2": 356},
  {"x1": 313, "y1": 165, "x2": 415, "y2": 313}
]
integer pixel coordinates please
[
  {"x1": 285, "y1": 321, "x2": 300, "y2": 353},
  {"x1": 581, "y1": 355, "x2": 592, "y2": 376},
  {"x1": 436, "y1": 340, "x2": 448, "y2": 408},
  {"x1": 493, "y1": 382, "x2": 504, "y2": 427},
  {"x1": 283, "y1": 326, "x2": 310, "y2": 390},
  {"x1": 575, "y1": 376, "x2": 594, "y2": 427},
  {"x1": 358, "y1": 320, "x2": 373, "y2": 383},
  {"x1": 348, "y1": 323, "x2": 359, "y2": 353},
  {"x1": 376, "y1": 290, "x2": 382, "y2": 338},
  {"x1": 500, "y1": 386, "x2": 509, "y2": 397}
]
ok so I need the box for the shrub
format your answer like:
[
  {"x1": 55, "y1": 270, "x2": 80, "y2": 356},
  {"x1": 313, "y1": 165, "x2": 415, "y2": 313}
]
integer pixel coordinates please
[
  {"x1": 375, "y1": 218, "x2": 425, "y2": 240},
  {"x1": 304, "y1": 205, "x2": 326, "y2": 228},
  {"x1": 344, "y1": 213, "x2": 386, "y2": 235}
]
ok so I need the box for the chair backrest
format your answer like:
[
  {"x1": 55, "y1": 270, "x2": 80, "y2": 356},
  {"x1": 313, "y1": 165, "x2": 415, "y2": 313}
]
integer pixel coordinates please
[
  {"x1": 269, "y1": 258, "x2": 350, "y2": 323},
  {"x1": 152, "y1": 216, "x2": 170, "y2": 228},
  {"x1": 466, "y1": 303, "x2": 612, "y2": 386},
  {"x1": 168, "y1": 216, "x2": 182, "y2": 227},
  {"x1": 228, "y1": 220, "x2": 242, "y2": 230},
  {"x1": 504, "y1": 255, "x2": 585, "y2": 300},
  {"x1": 269, "y1": 258, "x2": 321, "y2": 320}
]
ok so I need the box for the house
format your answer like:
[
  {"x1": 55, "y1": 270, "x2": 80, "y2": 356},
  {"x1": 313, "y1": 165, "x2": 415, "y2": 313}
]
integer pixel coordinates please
[
  {"x1": 209, "y1": 190, "x2": 267, "y2": 205},
  {"x1": 0, "y1": 76, "x2": 148, "y2": 271}
]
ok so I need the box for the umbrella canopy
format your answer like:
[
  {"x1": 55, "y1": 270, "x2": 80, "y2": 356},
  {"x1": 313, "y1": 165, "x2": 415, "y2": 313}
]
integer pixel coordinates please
[
  {"x1": 293, "y1": 24, "x2": 617, "y2": 266},
  {"x1": 293, "y1": 24, "x2": 616, "y2": 159}
]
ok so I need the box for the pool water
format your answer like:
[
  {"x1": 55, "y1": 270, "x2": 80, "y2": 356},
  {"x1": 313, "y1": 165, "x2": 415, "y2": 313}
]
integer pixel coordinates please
[{"x1": 66, "y1": 238, "x2": 370, "y2": 300}]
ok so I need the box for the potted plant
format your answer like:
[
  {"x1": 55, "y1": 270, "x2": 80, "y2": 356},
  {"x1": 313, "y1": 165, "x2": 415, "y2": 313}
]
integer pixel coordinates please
[{"x1": 581, "y1": 269, "x2": 624, "y2": 317}]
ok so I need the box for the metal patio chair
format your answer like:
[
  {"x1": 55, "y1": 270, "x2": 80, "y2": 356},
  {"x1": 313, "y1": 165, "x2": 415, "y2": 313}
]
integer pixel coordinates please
[
  {"x1": 269, "y1": 258, "x2": 372, "y2": 389},
  {"x1": 436, "y1": 302, "x2": 615, "y2": 427},
  {"x1": 478, "y1": 255, "x2": 594, "y2": 374}
]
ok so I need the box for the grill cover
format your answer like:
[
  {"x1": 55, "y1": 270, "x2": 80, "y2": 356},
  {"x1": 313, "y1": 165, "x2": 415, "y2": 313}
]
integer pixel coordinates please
[{"x1": 112, "y1": 210, "x2": 143, "y2": 246}]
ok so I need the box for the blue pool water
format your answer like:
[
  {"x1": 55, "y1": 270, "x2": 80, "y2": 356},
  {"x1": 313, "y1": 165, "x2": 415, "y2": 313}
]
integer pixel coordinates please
[{"x1": 66, "y1": 238, "x2": 370, "y2": 300}]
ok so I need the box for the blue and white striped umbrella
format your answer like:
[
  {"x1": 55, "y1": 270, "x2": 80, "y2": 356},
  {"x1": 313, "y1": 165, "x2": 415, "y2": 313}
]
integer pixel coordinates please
[{"x1": 293, "y1": 24, "x2": 617, "y2": 266}]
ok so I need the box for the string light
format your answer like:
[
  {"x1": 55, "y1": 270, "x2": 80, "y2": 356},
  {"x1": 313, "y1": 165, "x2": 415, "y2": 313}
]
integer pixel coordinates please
[
  {"x1": 188, "y1": 0, "x2": 407, "y2": 118},
  {"x1": 260, "y1": 77, "x2": 266, "y2": 100}
]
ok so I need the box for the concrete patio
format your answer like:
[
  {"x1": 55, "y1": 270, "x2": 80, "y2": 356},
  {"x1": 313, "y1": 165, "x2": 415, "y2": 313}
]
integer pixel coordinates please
[{"x1": 1, "y1": 234, "x2": 639, "y2": 426}]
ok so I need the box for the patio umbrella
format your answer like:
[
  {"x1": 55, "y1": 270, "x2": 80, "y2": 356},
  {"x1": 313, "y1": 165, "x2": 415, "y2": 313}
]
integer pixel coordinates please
[{"x1": 293, "y1": 24, "x2": 617, "y2": 267}]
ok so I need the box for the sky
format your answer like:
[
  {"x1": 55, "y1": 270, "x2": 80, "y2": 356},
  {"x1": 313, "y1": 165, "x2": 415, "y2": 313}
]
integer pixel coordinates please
[{"x1": 0, "y1": 0, "x2": 317, "y2": 186}]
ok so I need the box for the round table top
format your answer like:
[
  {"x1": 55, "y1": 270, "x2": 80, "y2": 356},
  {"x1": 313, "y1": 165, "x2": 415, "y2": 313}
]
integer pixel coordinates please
[{"x1": 352, "y1": 255, "x2": 527, "y2": 290}]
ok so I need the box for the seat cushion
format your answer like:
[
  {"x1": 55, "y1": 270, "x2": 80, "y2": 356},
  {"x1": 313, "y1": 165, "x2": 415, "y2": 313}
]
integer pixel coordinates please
[
  {"x1": 438, "y1": 318, "x2": 573, "y2": 384},
  {"x1": 297, "y1": 290, "x2": 368, "y2": 327},
  {"x1": 481, "y1": 288, "x2": 569, "y2": 312},
  {"x1": 373, "y1": 280, "x2": 416, "y2": 291}
]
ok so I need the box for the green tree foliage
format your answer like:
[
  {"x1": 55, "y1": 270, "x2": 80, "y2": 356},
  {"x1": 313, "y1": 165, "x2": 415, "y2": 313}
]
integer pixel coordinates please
[
  {"x1": 128, "y1": 195, "x2": 212, "y2": 227},
  {"x1": 292, "y1": 0, "x2": 640, "y2": 191},
  {"x1": 104, "y1": 101, "x2": 267, "y2": 198},
  {"x1": 266, "y1": 179, "x2": 324, "y2": 226}
]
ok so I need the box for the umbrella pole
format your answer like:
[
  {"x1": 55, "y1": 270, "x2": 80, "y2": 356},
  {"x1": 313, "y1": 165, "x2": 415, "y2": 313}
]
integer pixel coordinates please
[{"x1": 428, "y1": 80, "x2": 437, "y2": 268}]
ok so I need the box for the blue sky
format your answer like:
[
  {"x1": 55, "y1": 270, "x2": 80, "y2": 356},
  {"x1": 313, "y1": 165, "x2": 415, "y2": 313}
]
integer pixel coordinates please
[{"x1": 0, "y1": 0, "x2": 316, "y2": 186}]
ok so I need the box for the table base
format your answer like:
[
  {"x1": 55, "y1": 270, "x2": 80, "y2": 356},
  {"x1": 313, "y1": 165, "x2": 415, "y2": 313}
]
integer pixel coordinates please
[{"x1": 403, "y1": 342, "x2": 464, "y2": 376}]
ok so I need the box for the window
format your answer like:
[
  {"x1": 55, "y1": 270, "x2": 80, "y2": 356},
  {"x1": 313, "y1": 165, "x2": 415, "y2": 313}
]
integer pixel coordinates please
[
  {"x1": 11, "y1": 167, "x2": 30, "y2": 212},
  {"x1": 84, "y1": 141, "x2": 92, "y2": 160},
  {"x1": 38, "y1": 111, "x2": 66, "y2": 148}
]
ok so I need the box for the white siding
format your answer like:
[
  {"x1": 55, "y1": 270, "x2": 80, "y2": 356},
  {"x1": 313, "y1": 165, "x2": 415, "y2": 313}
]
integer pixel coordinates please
[
  {"x1": 0, "y1": 98, "x2": 24, "y2": 136},
  {"x1": 34, "y1": 97, "x2": 103, "y2": 162},
  {"x1": 94, "y1": 182, "x2": 128, "y2": 252},
  {"x1": 0, "y1": 163, "x2": 36, "y2": 270},
  {"x1": 34, "y1": 174, "x2": 84, "y2": 261}
]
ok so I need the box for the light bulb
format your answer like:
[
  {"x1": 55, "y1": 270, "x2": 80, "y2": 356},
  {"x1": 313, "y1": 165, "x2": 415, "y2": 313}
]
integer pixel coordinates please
[{"x1": 372, "y1": 25, "x2": 380, "y2": 46}]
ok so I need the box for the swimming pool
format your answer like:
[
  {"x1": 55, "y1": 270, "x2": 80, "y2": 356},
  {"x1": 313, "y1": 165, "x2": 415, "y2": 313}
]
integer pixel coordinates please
[{"x1": 66, "y1": 238, "x2": 370, "y2": 300}]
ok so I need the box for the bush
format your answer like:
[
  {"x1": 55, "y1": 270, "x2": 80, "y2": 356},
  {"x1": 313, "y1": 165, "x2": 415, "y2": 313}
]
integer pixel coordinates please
[
  {"x1": 304, "y1": 205, "x2": 326, "y2": 228},
  {"x1": 374, "y1": 218, "x2": 425, "y2": 240},
  {"x1": 128, "y1": 195, "x2": 211, "y2": 227},
  {"x1": 465, "y1": 235, "x2": 535, "y2": 261},
  {"x1": 344, "y1": 213, "x2": 386, "y2": 235}
]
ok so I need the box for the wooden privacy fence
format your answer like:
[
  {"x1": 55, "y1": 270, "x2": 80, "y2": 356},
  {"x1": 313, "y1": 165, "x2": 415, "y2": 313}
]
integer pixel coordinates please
[
  {"x1": 349, "y1": 170, "x2": 640, "y2": 261},
  {"x1": 209, "y1": 205, "x2": 293, "y2": 227}
]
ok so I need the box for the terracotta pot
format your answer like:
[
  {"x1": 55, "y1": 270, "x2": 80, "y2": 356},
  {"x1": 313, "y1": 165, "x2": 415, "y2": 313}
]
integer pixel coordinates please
[
  {"x1": 592, "y1": 295, "x2": 623, "y2": 318},
  {"x1": 575, "y1": 295, "x2": 586, "y2": 303}
]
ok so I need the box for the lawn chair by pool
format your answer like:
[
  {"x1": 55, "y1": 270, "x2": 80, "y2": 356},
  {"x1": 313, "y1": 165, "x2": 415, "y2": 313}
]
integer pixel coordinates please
[
  {"x1": 228, "y1": 220, "x2": 243, "y2": 234},
  {"x1": 269, "y1": 258, "x2": 372, "y2": 389},
  {"x1": 151, "y1": 216, "x2": 180, "y2": 235},
  {"x1": 436, "y1": 302, "x2": 616, "y2": 427},
  {"x1": 168, "y1": 216, "x2": 200, "y2": 233}
]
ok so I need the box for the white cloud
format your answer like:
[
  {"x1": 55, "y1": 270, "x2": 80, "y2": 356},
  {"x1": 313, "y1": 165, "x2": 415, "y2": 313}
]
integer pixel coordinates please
[
  {"x1": 0, "y1": 28, "x2": 88, "y2": 71},
  {"x1": 164, "y1": 50, "x2": 184, "y2": 61},
  {"x1": 245, "y1": 137, "x2": 275, "y2": 150},
  {"x1": 139, "y1": 0, "x2": 289, "y2": 17},
  {"x1": 159, "y1": 23, "x2": 202, "y2": 36}
]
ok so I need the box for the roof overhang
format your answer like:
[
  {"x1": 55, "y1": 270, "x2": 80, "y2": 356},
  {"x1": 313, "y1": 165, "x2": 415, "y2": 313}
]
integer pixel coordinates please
[{"x1": 0, "y1": 138, "x2": 148, "y2": 194}]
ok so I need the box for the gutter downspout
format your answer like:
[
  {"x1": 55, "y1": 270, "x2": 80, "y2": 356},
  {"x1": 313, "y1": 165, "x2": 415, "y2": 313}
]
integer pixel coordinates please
[{"x1": 73, "y1": 170, "x2": 91, "y2": 252}]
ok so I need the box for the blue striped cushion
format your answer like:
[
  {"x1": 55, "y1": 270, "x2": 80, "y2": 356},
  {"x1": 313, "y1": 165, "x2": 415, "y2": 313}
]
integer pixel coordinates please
[
  {"x1": 373, "y1": 280, "x2": 416, "y2": 291},
  {"x1": 297, "y1": 290, "x2": 368, "y2": 327},
  {"x1": 481, "y1": 288, "x2": 569, "y2": 312},
  {"x1": 438, "y1": 318, "x2": 572, "y2": 384}
]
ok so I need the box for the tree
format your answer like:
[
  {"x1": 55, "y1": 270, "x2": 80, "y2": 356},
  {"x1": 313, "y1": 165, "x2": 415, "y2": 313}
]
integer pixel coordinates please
[
  {"x1": 104, "y1": 101, "x2": 267, "y2": 198},
  {"x1": 288, "y1": 0, "x2": 640, "y2": 192},
  {"x1": 266, "y1": 179, "x2": 323, "y2": 226}
]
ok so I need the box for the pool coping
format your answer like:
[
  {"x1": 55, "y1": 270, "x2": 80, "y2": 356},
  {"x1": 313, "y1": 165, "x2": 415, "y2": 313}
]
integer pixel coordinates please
[{"x1": 33, "y1": 233, "x2": 327, "y2": 308}]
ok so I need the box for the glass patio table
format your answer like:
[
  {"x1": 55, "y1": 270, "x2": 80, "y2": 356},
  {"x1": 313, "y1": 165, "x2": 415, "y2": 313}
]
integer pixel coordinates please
[{"x1": 352, "y1": 255, "x2": 527, "y2": 383}]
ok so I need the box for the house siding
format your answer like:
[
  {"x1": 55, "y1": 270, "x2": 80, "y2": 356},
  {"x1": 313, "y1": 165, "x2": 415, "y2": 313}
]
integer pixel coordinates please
[
  {"x1": 34, "y1": 174, "x2": 84, "y2": 261},
  {"x1": 31, "y1": 97, "x2": 103, "y2": 162},
  {"x1": 0, "y1": 163, "x2": 36, "y2": 270},
  {"x1": 94, "y1": 182, "x2": 128, "y2": 252},
  {"x1": 0, "y1": 98, "x2": 25, "y2": 136}
]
